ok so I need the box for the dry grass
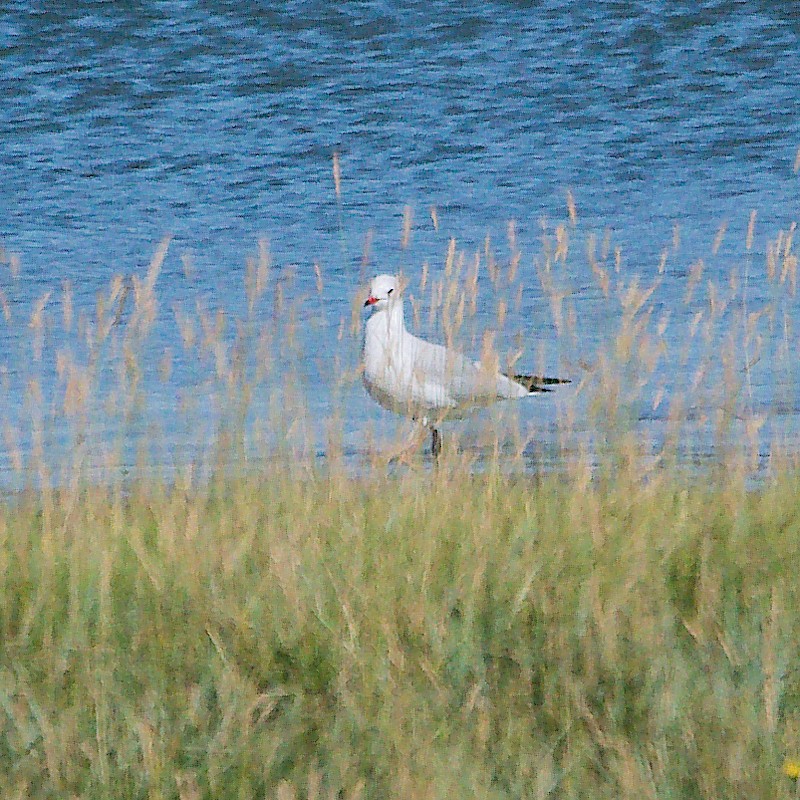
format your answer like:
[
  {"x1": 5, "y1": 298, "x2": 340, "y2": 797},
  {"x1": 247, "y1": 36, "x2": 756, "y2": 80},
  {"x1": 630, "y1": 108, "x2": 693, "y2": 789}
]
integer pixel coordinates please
[
  {"x1": 1, "y1": 467, "x2": 800, "y2": 798},
  {"x1": 0, "y1": 194, "x2": 799, "y2": 797}
]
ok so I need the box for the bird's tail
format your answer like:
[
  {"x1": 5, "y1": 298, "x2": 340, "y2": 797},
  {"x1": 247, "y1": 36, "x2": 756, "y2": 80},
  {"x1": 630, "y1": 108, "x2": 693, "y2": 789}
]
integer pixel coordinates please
[{"x1": 510, "y1": 374, "x2": 571, "y2": 393}]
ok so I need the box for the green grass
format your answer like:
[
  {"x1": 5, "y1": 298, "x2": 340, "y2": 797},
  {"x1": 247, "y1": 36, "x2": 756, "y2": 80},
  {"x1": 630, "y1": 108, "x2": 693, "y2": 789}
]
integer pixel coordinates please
[
  {"x1": 2, "y1": 463, "x2": 800, "y2": 798},
  {"x1": 1, "y1": 202, "x2": 799, "y2": 796}
]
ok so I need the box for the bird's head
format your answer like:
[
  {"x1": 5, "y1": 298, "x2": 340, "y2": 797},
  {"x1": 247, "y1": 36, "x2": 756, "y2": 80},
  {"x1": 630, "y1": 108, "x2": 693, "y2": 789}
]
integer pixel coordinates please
[{"x1": 363, "y1": 274, "x2": 401, "y2": 311}]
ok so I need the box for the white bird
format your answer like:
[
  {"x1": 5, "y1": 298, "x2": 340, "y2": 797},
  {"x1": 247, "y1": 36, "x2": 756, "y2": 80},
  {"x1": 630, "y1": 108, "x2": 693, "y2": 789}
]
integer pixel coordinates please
[{"x1": 362, "y1": 274, "x2": 568, "y2": 459}]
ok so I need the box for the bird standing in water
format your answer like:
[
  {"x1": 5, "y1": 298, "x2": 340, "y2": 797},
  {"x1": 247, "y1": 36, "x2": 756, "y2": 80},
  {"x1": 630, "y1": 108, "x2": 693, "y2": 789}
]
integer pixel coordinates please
[{"x1": 362, "y1": 274, "x2": 569, "y2": 459}]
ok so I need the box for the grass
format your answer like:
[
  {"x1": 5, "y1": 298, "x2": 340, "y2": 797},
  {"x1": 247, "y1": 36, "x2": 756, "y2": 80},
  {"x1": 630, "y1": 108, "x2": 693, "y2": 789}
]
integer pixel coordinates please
[
  {"x1": 1, "y1": 464, "x2": 800, "y2": 798},
  {"x1": 1, "y1": 186, "x2": 800, "y2": 796}
]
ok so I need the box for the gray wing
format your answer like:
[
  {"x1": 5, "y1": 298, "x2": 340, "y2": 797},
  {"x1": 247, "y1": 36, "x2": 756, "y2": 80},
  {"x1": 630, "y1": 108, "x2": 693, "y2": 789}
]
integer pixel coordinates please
[{"x1": 407, "y1": 333, "x2": 528, "y2": 406}]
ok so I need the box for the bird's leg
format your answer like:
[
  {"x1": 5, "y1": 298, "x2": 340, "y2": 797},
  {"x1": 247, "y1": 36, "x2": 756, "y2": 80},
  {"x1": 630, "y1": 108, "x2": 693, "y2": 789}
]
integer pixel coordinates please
[
  {"x1": 385, "y1": 419, "x2": 428, "y2": 466},
  {"x1": 430, "y1": 426, "x2": 441, "y2": 461}
]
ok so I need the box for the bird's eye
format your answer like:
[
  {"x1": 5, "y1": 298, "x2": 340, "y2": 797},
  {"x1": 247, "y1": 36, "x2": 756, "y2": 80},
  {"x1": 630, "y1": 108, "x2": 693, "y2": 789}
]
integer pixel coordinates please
[{"x1": 387, "y1": 288, "x2": 394, "y2": 295}]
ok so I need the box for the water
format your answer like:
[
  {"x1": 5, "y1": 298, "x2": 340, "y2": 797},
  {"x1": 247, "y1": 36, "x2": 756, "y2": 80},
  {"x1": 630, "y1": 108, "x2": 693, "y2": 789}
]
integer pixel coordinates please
[{"x1": 1, "y1": 1, "x2": 800, "y2": 478}]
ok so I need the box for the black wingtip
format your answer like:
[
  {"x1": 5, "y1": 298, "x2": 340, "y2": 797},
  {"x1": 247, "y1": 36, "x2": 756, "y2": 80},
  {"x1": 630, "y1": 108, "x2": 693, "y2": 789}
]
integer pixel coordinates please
[{"x1": 511, "y1": 374, "x2": 571, "y2": 393}]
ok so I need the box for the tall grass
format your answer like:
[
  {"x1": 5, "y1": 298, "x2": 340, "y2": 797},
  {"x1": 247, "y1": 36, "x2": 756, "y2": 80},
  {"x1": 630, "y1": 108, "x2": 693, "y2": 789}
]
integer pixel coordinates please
[
  {"x1": 2, "y1": 467, "x2": 800, "y2": 798},
  {"x1": 0, "y1": 193, "x2": 799, "y2": 797}
]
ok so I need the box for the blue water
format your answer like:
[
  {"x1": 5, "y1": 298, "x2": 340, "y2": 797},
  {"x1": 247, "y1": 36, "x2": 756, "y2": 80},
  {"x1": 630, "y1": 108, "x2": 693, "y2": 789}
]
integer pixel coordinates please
[{"x1": 1, "y1": 1, "x2": 800, "y2": 476}]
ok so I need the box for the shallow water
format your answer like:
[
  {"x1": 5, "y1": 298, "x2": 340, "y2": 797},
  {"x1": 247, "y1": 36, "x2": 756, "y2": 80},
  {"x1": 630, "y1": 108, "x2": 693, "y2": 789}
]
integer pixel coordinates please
[{"x1": 2, "y1": 2, "x2": 800, "y2": 478}]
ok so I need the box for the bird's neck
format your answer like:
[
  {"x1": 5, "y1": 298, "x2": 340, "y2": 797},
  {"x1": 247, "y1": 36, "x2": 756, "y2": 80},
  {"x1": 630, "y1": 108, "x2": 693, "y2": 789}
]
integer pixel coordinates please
[
  {"x1": 385, "y1": 298, "x2": 405, "y2": 331},
  {"x1": 367, "y1": 298, "x2": 406, "y2": 346}
]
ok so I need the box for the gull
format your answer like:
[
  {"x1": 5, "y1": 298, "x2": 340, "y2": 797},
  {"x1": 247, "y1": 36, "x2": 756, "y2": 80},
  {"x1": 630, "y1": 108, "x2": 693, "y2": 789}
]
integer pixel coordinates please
[{"x1": 362, "y1": 274, "x2": 569, "y2": 459}]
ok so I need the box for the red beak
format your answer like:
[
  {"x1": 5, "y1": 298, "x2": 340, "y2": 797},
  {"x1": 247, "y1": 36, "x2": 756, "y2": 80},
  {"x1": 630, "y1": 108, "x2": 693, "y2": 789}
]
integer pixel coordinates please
[{"x1": 364, "y1": 296, "x2": 378, "y2": 307}]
